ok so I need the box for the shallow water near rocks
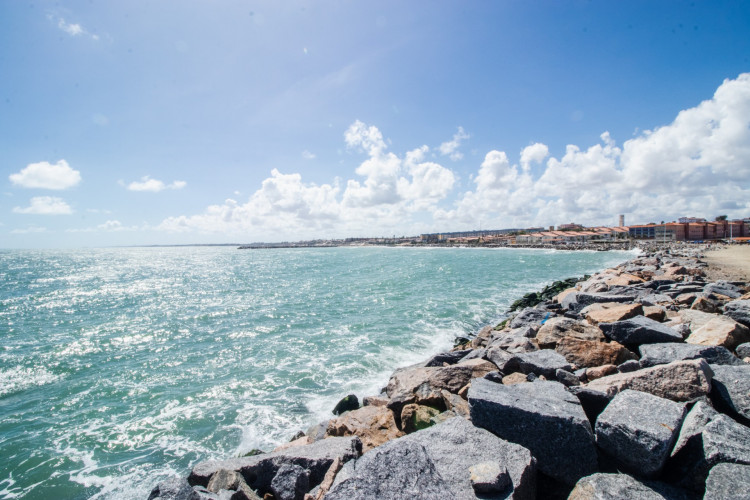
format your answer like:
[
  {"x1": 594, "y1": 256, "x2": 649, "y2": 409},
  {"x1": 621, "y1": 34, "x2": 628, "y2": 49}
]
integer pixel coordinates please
[{"x1": 0, "y1": 246, "x2": 634, "y2": 499}]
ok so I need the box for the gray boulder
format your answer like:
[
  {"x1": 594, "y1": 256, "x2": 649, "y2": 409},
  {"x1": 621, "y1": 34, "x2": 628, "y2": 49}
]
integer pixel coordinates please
[
  {"x1": 509, "y1": 307, "x2": 550, "y2": 329},
  {"x1": 469, "y1": 379, "x2": 596, "y2": 485},
  {"x1": 485, "y1": 348, "x2": 519, "y2": 372},
  {"x1": 424, "y1": 349, "x2": 471, "y2": 367},
  {"x1": 188, "y1": 436, "x2": 361, "y2": 493},
  {"x1": 568, "y1": 386, "x2": 613, "y2": 425},
  {"x1": 599, "y1": 316, "x2": 683, "y2": 346},
  {"x1": 595, "y1": 390, "x2": 687, "y2": 478},
  {"x1": 671, "y1": 401, "x2": 719, "y2": 458},
  {"x1": 704, "y1": 463, "x2": 750, "y2": 499},
  {"x1": 736, "y1": 342, "x2": 750, "y2": 359},
  {"x1": 724, "y1": 300, "x2": 750, "y2": 328},
  {"x1": 562, "y1": 292, "x2": 636, "y2": 313},
  {"x1": 639, "y1": 343, "x2": 742, "y2": 367},
  {"x1": 515, "y1": 350, "x2": 572, "y2": 378},
  {"x1": 270, "y1": 464, "x2": 309, "y2": 500},
  {"x1": 704, "y1": 282, "x2": 743, "y2": 299},
  {"x1": 568, "y1": 473, "x2": 692, "y2": 500},
  {"x1": 710, "y1": 364, "x2": 750, "y2": 425},
  {"x1": 148, "y1": 477, "x2": 196, "y2": 500}
]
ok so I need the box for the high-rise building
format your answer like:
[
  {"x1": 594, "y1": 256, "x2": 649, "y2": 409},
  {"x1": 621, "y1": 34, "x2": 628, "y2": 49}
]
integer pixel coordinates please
[{"x1": 619, "y1": 215, "x2": 625, "y2": 227}]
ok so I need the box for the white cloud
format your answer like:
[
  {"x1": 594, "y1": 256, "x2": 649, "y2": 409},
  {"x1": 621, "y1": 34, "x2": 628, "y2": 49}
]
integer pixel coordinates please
[
  {"x1": 67, "y1": 220, "x2": 138, "y2": 233},
  {"x1": 126, "y1": 176, "x2": 186, "y2": 192},
  {"x1": 55, "y1": 17, "x2": 99, "y2": 41},
  {"x1": 9, "y1": 160, "x2": 81, "y2": 190},
  {"x1": 520, "y1": 143, "x2": 549, "y2": 172},
  {"x1": 11, "y1": 226, "x2": 47, "y2": 234},
  {"x1": 302, "y1": 150, "x2": 316, "y2": 160},
  {"x1": 13, "y1": 197, "x2": 73, "y2": 215},
  {"x1": 439, "y1": 127, "x2": 470, "y2": 161}
]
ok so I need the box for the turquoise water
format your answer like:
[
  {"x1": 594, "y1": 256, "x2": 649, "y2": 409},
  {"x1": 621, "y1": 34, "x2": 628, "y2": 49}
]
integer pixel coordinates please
[{"x1": 0, "y1": 246, "x2": 634, "y2": 499}]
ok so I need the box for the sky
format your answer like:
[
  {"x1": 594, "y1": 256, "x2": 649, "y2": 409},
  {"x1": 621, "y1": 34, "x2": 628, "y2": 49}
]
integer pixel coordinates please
[{"x1": 2, "y1": 1, "x2": 750, "y2": 248}]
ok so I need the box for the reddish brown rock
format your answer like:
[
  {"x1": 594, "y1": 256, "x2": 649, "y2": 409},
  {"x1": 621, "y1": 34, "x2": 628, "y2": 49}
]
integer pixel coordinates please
[
  {"x1": 457, "y1": 357, "x2": 499, "y2": 379},
  {"x1": 554, "y1": 287, "x2": 578, "y2": 304},
  {"x1": 536, "y1": 316, "x2": 604, "y2": 349},
  {"x1": 585, "y1": 364, "x2": 618, "y2": 381},
  {"x1": 676, "y1": 293, "x2": 698, "y2": 306},
  {"x1": 583, "y1": 303, "x2": 644, "y2": 325},
  {"x1": 326, "y1": 405, "x2": 403, "y2": 452},
  {"x1": 555, "y1": 337, "x2": 637, "y2": 368},
  {"x1": 686, "y1": 316, "x2": 750, "y2": 350},
  {"x1": 690, "y1": 296, "x2": 719, "y2": 313},
  {"x1": 606, "y1": 273, "x2": 645, "y2": 287},
  {"x1": 502, "y1": 372, "x2": 528, "y2": 385},
  {"x1": 643, "y1": 306, "x2": 666, "y2": 322}
]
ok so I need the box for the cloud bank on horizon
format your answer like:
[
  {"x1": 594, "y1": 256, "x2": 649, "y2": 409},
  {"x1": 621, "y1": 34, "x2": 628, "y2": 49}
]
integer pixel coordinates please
[{"x1": 152, "y1": 73, "x2": 750, "y2": 240}]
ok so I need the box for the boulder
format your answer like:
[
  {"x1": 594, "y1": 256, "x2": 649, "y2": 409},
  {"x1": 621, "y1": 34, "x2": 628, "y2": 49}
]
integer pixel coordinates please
[
  {"x1": 502, "y1": 372, "x2": 528, "y2": 385},
  {"x1": 535, "y1": 316, "x2": 603, "y2": 349},
  {"x1": 562, "y1": 292, "x2": 636, "y2": 313},
  {"x1": 691, "y1": 296, "x2": 719, "y2": 313},
  {"x1": 555, "y1": 368, "x2": 580, "y2": 387},
  {"x1": 485, "y1": 348, "x2": 519, "y2": 372},
  {"x1": 677, "y1": 309, "x2": 723, "y2": 333},
  {"x1": 423, "y1": 349, "x2": 471, "y2": 367},
  {"x1": 639, "y1": 343, "x2": 743, "y2": 367},
  {"x1": 704, "y1": 463, "x2": 750, "y2": 499},
  {"x1": 509, "y1": 307, "x2": 550, "y2": 329},
  {"x1": 595, "y1": 390, "x2": 687, "y2": 478},
  {"x1": 709, "y1": 364, "x2": 750, "y2": 425},
  {"x1": 270, "y1": 464, "x2": 309, "y2": 500},
  {"x1": 568, "y1": 386, "x2": 613, "y2": 425},
  {"x1": 385, "y1": 364, "x2": 475, "y2": 421},
  {"x1": 515, "y1": 350, "x2": 572, "y2": 378},
  {"x1": 325, "y1": 405, "x2": 402, "y2": 453},
  {"x1": 468, "y1": 462, "x2": 511, "y2": 495},
  {"x1": 643, "y1": 306, "x2": 667, "y2": 322},
  {"x1": 400, "y1": 404, "x2": 441, "y2": 434},
  {"x1": 670, "y1": 401, "x2": 719, "y2": 458},
  {"x1": 188, "y1": 436, "x2": 362, "y2": 493},
  {"x1": 456, "y1": 357, "x2": 498, "y2": 379},
  {"x1": 585, "y1": 364, "x2": 618, "y2": 381},
  {"x1": 736, "y1": 342, "x2": 750, "y2": 358},
  {"x1": 555, "y1": 337, "x2": 637, "y2": 368},
  {"x1": 704, "y1": 282, "x2": 743, "y2": 299},
  {"x1": 585, "y1": 359, "x2": 714, "y2": 402},
  {"x1": 468, "y1": 379, "x2": 597, "y2": 485},
  {"x1": 617, "y1": 359, "x2": 641, "y2": 373},
  {"x1": 599, "y1": 316, "x2": 683, "y2": 346},
  {"x1": 724, "y1": 299, "x2": 750, "y2": 327},
  {"x1": 148, "y1": 477, "x2": 196, "y2": 500},
  {"x1": 327, "y1": 417, "x2": 536, "y2": 500},
  {"x1": 487, "y1": 331, "x2": 538, "y2": 353},
  {"x1": 441, "y1": 389, "x2": 469, "y2": 417},
  {"x1": 584, "y1": 303, "x2": 644, "y2": 325},
  {"x1": 361, "y1": 395, "x2": 388, "y2": 407},
  {"x1": 686, "y1": 316, "x2": 750, "y2": 350},
  {"x1": 206, "y1": 470, "x2": 260, "y2": 500},
  {"x1": 332, "y1": 395, "x2": 359, "y2": 416},
  {"x1": 568, "y1": 473, "x2": 691, "y2": 500}
]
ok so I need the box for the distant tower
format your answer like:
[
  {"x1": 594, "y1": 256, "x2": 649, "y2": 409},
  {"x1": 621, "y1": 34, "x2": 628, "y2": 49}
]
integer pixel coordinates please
[{"x1": 619, "y1": 214, "x2": 625, "y2": 227}]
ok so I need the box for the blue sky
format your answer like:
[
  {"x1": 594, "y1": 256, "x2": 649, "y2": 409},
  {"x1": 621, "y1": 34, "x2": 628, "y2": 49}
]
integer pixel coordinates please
[{"x1": 2, "y1": 1, "x2": 750, "y2": 247}]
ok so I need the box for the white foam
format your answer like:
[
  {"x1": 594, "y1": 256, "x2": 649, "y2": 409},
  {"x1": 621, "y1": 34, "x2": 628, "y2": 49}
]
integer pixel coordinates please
[{"x1": 0, "y1": 365, "x2": 63, "y2": 397}]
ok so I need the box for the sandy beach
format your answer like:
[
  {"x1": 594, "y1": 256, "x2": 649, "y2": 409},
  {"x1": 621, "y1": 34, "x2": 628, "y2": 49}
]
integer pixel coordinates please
[{"x1": 703, "y1": 245, "x2": 750, "y2": 282}]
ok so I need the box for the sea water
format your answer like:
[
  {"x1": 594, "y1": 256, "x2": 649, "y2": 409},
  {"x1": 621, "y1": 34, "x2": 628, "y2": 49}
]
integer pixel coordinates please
[{"x1": 0, "y1": 246, "x2": 635, "y2": 499}]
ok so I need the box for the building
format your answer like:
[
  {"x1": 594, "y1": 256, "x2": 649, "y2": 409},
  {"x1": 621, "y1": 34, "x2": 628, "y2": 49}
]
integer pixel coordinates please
[
  {"x1": 619, "y1": 215, "x2": 625, "y2": 227},
  {"x1": 678, "y1": 217, "x2": 707, "y2": 224}
]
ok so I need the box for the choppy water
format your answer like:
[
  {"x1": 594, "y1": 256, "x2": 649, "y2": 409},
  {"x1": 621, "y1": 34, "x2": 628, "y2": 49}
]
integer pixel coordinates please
[{"x1": 0, "y1": 246, "x2": 634, "y2": 499}]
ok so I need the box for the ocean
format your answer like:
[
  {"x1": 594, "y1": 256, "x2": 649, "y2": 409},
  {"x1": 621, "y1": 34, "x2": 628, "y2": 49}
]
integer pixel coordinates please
[{"x1": 0, "y1": 246, "x2": 634, "y2": 499}]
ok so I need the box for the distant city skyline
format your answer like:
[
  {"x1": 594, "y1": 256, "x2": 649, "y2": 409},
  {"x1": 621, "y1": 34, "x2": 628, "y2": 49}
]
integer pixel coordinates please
[{"x1": 2, "y1": 1, "x2": 750, "y2": 248}]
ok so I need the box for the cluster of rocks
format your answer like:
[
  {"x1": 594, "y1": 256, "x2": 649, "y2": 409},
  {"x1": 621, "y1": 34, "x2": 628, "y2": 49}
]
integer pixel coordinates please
[{"x1": 150, "y1": 245, "x2": 750, "y2": 500}]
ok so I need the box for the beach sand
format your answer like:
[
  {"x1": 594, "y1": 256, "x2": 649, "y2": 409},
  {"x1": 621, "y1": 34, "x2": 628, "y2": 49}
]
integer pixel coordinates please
[{"x1": 703, "y1": 245, "x2": 750, "y2": 282}]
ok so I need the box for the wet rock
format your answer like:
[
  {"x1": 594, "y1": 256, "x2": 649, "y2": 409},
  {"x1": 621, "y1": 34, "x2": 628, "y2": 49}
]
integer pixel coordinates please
[
  {"x1": 709, "y1": 364, "x2": 750, "y2": 425},
  {"x1": 555, "y1": 337, "x2": 637, "y2": 368},
  {"x1": 469, "y1": 462, "x2": 511, "y2": 495},
  {"x1": 325, "y1": 405, "x2": 402, "y2": 453},
  {"x1": 639, "y1": 343, "x2": 743, "y2": 367},
  {"x1": 595, "y1": 390, "x2": 687, "y2": 478},
  {"x1": 724, "y1": 299, "x2": 750, "y2": 328},
  {"x1": 599, "y1": 316, "x2": 683, "y2": 347},
  {"x1": 686, "y1": 316, "x2": 750, "y2": 350},
  {"x1": 585, "y1": 359, "x2": 714, "y2": 402},
  {"x1": 515, "y1": 350, "x2": 572, "y2": 378},
  {"x1": 400, "y1": 404, "x2": 441, "y2": 434},
  {"x1": 704, "y1": 463, "x2": 750, "y2": 499},
  {"x1": 535, "y1": 316, "x2": 603, "y2": 349},
  {"x1": 568, "y1": 473, "x2": 692, "y2": 500},
  {"x1": 270, "y1": 464, "x2": 309, "y2": 500},
  {"x1": 469, "y1": 378, "x2": 596, "y2": 484},
  {"x1": 148, "y1": 477, "x2": 195, "y2": 500},
  {"x1": 584, "y1": 303, "x2": 644, "y2": 325},
  {"x1": 332, "y1": 395, "x2": 359, "y2": 416},
  {"x1": 423, "y1": 349, "x2": 471, "y2": 367}
]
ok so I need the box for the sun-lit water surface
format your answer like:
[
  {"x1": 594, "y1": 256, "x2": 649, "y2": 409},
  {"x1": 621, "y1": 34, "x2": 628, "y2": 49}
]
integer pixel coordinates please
[{"x1": 0, "y1": 246, "x2": 635, "y2": 499}]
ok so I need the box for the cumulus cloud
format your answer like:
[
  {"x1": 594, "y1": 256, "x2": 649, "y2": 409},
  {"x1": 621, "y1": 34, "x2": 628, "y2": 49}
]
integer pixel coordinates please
[
  {"x1": 126, "y1": 176, "x2": 186, "y2": 192},
  {"x1": 9, "y1": 160, "x2": 82, "y2": 190},
  {"x1": 520, "y1": 143, "x2": 549, "y2": 172},
  {"x1": 13, "y1": 197, "x2": 73, "y2": 215},
  {"x1": 439, "y1": 127, "x2": 470, "y2": 161}
]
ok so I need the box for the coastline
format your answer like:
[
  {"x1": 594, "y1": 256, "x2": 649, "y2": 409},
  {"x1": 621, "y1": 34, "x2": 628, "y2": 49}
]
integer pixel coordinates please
[{"x1": 150, "y1": 242, "x2": 750, "y2": 500}]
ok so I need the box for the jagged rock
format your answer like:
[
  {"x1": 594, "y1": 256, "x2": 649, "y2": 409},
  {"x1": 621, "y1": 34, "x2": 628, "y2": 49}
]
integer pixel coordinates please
[
  {"x1": 724, "y1": 299, "x2": 750, "y2": 327},
  {"x1": 487, "y1": 331, "x2": 538, "y2": 353},
  {"x1": 599, "y1": 316, "x2": 683, "y2": 346},
  {"x1": 555, "y1": 337, "x2": 637, "y2": 368},
  {"x1": 691, "y1": 296, "x2": 719, "y2": 313},
  {"x1": 736, "y1": 342, "x2": 750, "y2": 358},
  {"x1": 483, "y1": 370, "x2": 506, "y2": 384},
  {"x1": 606, "y1": 273, "x2": 646, "y2": 286},
  {"x1": 324, "y1": 440, "x2": 453, "y2": 499},
  {"x1": 361, "y1": 395, "x2": 388, "y2": 407},
  {"x1": 639, "y1": 343, "x2": 743, "y2": 367},
  {"x1": 617, "y1": 360, "x2": 641, "y2": 373},
  {"x1": 535, "y1": 316, "x2": 603, "y2": 349},
  {"x1": 502, "y1": 372, "x2": 528, "y2": 385},
  {"x1": 148, "y1": 477, "x2": 196, "y2": 500},
  {"x1": 190, "y1": 486, "x2": 231, "y2": 500},
  {"x1": 423, "y1": 349, "x2": 471, "y2": 367},
  {"x1": 568, "y1": 473, "x2": 692, "y2": 500},
  {"x1": 584, "y1": 303, "x2": 644, "y2": 325},
  {"x1": 305, "y1": 421, "x2": 330, "y2": 442},
  {"x1": 328, "y1": 417, "x2": 536, "y2": 500},
  {"x1": 325, "y1": 405, "x2": 402, "y2": 453},
  {"x1": 562, "y1": 292, "x2": 636, "y2": 313},
  {"x1": 676, "y1": 293, "x2": 698, "y2": 306},
  {"x1": 509, "y1": 307, "x2": 550, "y2": 329},
  {"x1": 554, "y1": 287, "x2": 578, "y2": 304},
  {"x1": 686, "y1": 316, "x2": 750, "y2": 350},
  {"x1": 331, "y1": 395, "x2": 359, "y2": 416},
  {"x1": 595, "y1": 390, "x2": 687, "y2": 478},
  {"x1": 585, "y1": 359, "x2": 714, "y2": 402},
  {"x1": 515, "y1": 350, "x2": 572, "y2": 378},
  {"x1": 469, "y1": 462, "x2": 511, "y2": 494},
  {"x1": 270, "y1": 464, "x2": 309, "y2": 500},
  {"x1": 704, "y1": 282, "x2": 743, "y2": 299},
  {"x1": 469, "y1": 379, "x2": 596, "y2": 484},
  {"x1": 485, "y1": 348, "x2": 519, "y2": 372},
  {"x1": 568, "y1": 386, "x2": 613, "y2": 425},
  {"x1": 709, "y1": 364, "x2": 750, "y2": 425},
  {"x1": 671, "y1": 401, "x2": 719, "y2": 458},
  {"x1": 704, "y1": 463, "x2": 750, "y2": 499},
  {"x1": 206, "y1": 470, "x2": 261, "y2": 500},
  {"x1": 441, "y1": 389, "x2": 469, "y2": 417},
  {"x1": 555, "y1": 368, "x2": 580, "y2": 387},
  {"x1": 585, "y1": 364, "x2": 618, "y2": 381},
  {"x1": 188, "y1": 436, "x2": 361, "y2": 493},
  {"x1": 274, "y1": 437, "x2": 311, "y2": 453},
  {"x1": 678, "y1": 309, "x2": 723, "y2": 333},
  {"x1": 643, "y1": 306, "x2": 667, "y2": 322},
  {"x1": 456, "y1": 357, "x2": 498, "y2": 378},
  {"x1": 400, "y1": 404, "x2": 441, "y2": 434}
]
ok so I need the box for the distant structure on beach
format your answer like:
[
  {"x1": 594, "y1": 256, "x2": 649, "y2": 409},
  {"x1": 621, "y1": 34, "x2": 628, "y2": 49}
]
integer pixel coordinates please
[{"x1": 619, "y1": 214, "x2": 625, "y2": 227}]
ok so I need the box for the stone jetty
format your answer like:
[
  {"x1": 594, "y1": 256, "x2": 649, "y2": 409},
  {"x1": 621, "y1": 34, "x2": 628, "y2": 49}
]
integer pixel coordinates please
[{"x1": 149, "y1": 244, "x2": 750, "y2": 500}]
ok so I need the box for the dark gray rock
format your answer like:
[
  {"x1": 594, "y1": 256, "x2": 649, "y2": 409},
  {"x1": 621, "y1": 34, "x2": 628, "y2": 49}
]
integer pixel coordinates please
[
  {"x1": 206, "y1": 469, "x2": 260, "y2": 500},
  {"x1": 709, "y1": 364, "x2": 750, "y2": 425},
  {"x1": 148, "y1": 477, "x2": 196, "y2": 500},
  {"x1": 469, "y1": 378, "x2": 596, "y2": 485},
  {"x1": 556, "y1": 368, "x2": 580, "y2": 387},
  {"x1": 704, "y1": 463, "x2": 750, "y2": 499},
  {"x1": 306, "y1": 420, "x2": 330, "y2": 442},
  {"x1": 617, "y1": 359, "x2": 641, "y2": 373},
  {"x1": 483, "y1": 371, "x2": 505, "y2": 384},
  {"x1": 486, "y1": 332, "x2": 538, "y2": 354},
  {"x1": 637, "y1": 292, "x2": 676, "y2": 306},
  {"x1": 424, "y1": 349, "x2": 471, "y2": 367},
  {"x1": 510, "y1": 307, "x2": 550, "y2": 329},
  {"x1": 270, "y1": 464, "x2": 309, "y2": 500},
  {"x1": 736, "y1": 342, "x2": 750, "y2": 359},
  {"x1": 595, "y1": 389, "x2": 687, "y2": 478},
  {"x1": 485, "y1": 348, "x2": 520, "y2": 372},
  {"x1": 568, "y1": 473, "x2": 693, "y2": 500},
  {"x1": 568, "y1": 386, "x2": 613, "y2": 425},
  {"x1": 562, "y1": 292, "x2": 636, "y2": 313},
  {"x1": 324, "y1": 440, "x2": 453, "y2": 500},
  {"x1": 468, "y1": 462, "x2": 511, "y2": 495},
  {"x1": 188, "y1": 436, "x2": 361, "y2": 493},
  {"x1": 600, "y1": 316, "x2": 683, "y2": 346},
  {"x1": 459, "y1": 348, "x2": 487, "y2": 361},
  {"x1": 516, "y1": 350, "x2": 572, "y2": 379},
  {"x1": 725, "y1": 300, "x2": 750, "y2": 328},
  {"x1": 704, "y1": 282, "x2": 743, "y2": 299},
  {"x1": 671, "y1": 401, "x2": 719, "y2": 458},
  {"x1": 332, "y1": 395, "x2": 359, "y2": 416},
  {"x1": 639, "y1": 343, "x2": 742, "y2": 367}
]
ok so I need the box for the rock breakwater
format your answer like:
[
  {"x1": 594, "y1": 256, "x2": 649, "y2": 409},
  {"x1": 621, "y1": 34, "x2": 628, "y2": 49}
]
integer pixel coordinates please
[{"x1": 150, "y1": 244, "x2": 750, "y2": 500}]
